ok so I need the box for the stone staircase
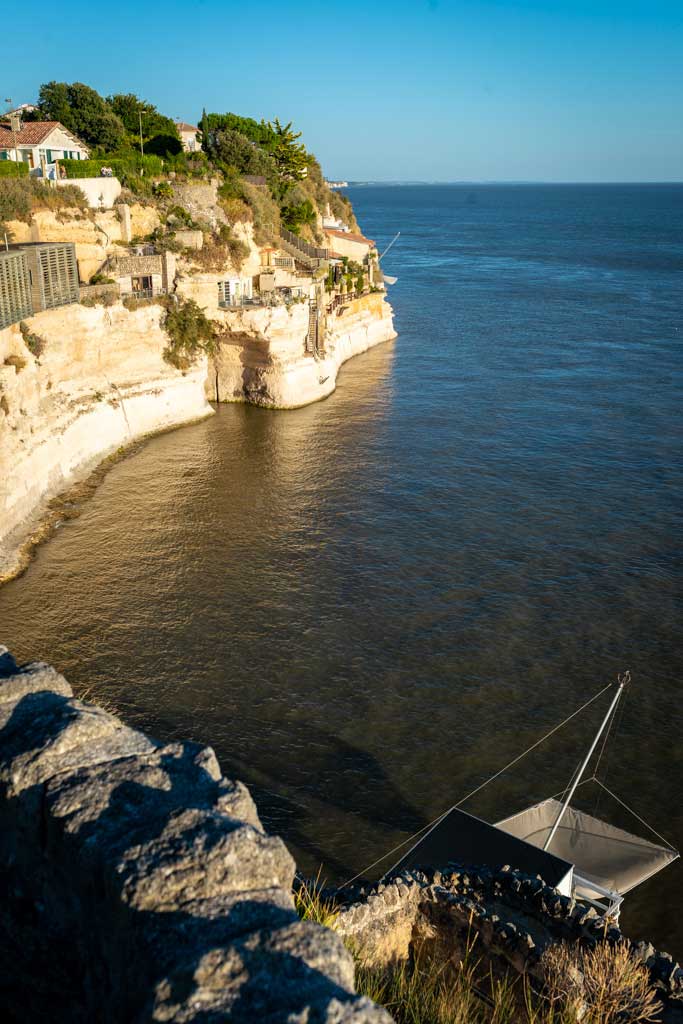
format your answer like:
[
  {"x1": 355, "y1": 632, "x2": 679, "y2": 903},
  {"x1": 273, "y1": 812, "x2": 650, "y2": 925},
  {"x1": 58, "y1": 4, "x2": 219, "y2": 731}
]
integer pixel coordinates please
[{"x1": 279, "y1": 228, "x2": 329, "y2": 270}]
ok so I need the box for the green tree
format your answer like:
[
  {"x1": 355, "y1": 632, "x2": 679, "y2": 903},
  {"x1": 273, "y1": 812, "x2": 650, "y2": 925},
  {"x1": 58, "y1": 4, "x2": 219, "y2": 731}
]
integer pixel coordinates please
[
  {"x1": 268, "y1": 118, "x2": 309, "y2": 181},
  {"x1": 35, "y1": 81, "x2": 126, "y2": 150},
  {"x1": 107, "y1": 93, "x2": 179, "y2": 145},
  {"x1": 280, "y1": 199, "x2": 316, "y2": 233},
  {"x1": 144, "y1": 133, "x2": 182, "y2": 157},
  {"x1": 213, "y1": 129, "x2": 277, "y2": 180},
  {"x1": 200, "y1": 108, "x2": 210, "y2": 152}
]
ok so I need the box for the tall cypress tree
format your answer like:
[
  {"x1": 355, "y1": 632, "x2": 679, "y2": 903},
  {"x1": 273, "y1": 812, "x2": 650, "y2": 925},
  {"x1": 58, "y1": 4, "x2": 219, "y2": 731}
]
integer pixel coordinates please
[{"x1": 200, "y1": 108, "x2": 210, "y2": 154}]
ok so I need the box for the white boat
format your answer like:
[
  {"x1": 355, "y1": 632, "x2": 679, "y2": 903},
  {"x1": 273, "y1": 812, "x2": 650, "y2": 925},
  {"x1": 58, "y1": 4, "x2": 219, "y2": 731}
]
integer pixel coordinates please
[{"x1": 381, "y1": 673, "x2": 678, "y2": 920}]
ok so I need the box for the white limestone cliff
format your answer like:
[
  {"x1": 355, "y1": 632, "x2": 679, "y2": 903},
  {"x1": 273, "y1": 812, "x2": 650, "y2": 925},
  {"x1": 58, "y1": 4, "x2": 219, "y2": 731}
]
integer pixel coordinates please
[{"x1": 0, "y1": 302, "x2": 213, "y2": 581}]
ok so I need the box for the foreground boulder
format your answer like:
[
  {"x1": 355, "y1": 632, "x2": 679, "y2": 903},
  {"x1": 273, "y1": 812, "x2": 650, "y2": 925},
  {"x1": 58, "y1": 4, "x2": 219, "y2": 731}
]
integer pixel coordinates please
[{"x1": 0, "y1": 646, "x2": 389, "y2": 1023}]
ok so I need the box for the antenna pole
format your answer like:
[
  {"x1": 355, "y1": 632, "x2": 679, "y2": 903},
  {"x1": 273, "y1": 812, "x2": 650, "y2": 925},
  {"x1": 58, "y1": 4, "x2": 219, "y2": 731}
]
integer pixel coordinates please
[{"x1": 543, "y1": 672, "x2": 630, "y2": 852}]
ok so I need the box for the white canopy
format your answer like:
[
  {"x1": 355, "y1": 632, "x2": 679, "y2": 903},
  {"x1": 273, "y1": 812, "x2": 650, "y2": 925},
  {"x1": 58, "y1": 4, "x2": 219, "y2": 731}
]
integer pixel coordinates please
[{"x1": 497, "y1": 798, "x2": 678, "y2": 897}]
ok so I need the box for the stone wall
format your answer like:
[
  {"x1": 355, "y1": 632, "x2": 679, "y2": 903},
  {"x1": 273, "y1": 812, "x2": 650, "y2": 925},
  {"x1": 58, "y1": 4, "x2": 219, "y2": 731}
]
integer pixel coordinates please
[
  {"x1": 335, "y1": 869, "x2": 683, "y2": 1019},
  {"x1": 0, "y1": 646, "x2": 389, "y2": 1024},
  {"x1": 57, "y1": 177, "x2": 123, "y2": 210}
]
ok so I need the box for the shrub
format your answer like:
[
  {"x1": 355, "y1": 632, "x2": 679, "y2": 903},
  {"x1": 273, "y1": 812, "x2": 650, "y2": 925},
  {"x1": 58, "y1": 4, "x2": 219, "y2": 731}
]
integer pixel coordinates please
[
  {"x1": 145, "y1": 133, "x2": 182, "y2": 157},
  {"x1": 61, "y1": 153, "x2": 163, "y2": 182},
  {"x1": 219, "y1": 196, "x2": 253, "y2": 226},
  {"x1": 541, "y1": 940, "x2": 660, "y2": 1024},
  {"x1": 4, "y1": 354, "x2": 27, "y2": 372},
  {"x1": 162, "y1": 297, "x2": 217, "y2": 369},
  {"x1": 0, "y1": 179, "x2": 87, "y2": 223},
  {"x1": 19, "y1": 322, "x2": 46, "y2": 358},
  {"x1": 81, "y1": 291, "x2": 118, "y2": 307},
  {"x1": 240, "y1": 180, "x2": 280, "y2": 244},
  {"x1": 280, "y1": 198, "x2": 316, "y2": 233},
  {"x1": 0, "y1": 162, "x2": 29, "y2": 178},
  {"x1": 166, "y1": 204, "x2": 195, "y2": 227}
]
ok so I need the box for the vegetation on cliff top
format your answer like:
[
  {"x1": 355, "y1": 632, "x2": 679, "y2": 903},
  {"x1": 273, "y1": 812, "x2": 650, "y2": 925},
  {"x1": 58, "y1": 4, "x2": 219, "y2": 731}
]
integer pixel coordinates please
[{"x1": 5, "y1": 80, "x2": 357, "y2": 246}]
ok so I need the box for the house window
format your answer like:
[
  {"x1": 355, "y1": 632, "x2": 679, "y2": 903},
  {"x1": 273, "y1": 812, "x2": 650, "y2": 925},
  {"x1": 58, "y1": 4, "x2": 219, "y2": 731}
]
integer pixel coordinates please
[{"x1": 132, "y1": 275, "x2": 153, "y2": 297}]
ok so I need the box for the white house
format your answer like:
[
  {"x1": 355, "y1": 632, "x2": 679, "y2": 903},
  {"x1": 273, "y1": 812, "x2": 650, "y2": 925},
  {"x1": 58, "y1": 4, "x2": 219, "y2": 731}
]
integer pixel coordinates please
[
  {"x1": 176, "y1": 122, "x2": 201, "y2": 153},
  {"x1": 0, "y1": 120, "x2": 89, "y2": 173}
]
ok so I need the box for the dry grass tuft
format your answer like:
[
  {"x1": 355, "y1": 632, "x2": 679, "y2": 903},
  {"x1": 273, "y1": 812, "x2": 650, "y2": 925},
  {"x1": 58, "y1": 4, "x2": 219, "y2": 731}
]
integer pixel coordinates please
[{"x1": 541, "y1": 939, "x2": 660, "y2": 1024}]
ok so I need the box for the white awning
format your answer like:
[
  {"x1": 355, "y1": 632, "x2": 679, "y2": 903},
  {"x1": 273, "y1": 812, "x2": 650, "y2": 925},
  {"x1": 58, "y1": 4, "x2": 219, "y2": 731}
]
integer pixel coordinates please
[{"x1": 497, "y1": 798, "x2": 678, "y2": 897}]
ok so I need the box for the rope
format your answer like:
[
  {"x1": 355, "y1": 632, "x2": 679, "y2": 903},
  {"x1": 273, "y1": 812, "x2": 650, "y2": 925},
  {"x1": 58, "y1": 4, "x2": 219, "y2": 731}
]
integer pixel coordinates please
[
  {"x1": 593, "y1": 681, "x2": 628, "y2": 818},
  {"x1": 549, "y1": 776, "x2": 595, "y2": 801},
  {"x1": 592, "y1": 779, "x2": 678, "y2": 852},
  {"x1": 340, "y1": 680, "x2": 615, "y2": 888}
]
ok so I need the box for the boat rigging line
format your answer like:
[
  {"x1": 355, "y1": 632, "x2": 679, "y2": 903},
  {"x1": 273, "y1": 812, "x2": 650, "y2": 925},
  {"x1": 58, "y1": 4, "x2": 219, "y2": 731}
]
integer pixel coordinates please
[
  {"x1": 340, "y1": 677, "x2": 616, "y2": 888},
  {"x1": 378, "y1": 231, "x2": 400, "y2": 262}
]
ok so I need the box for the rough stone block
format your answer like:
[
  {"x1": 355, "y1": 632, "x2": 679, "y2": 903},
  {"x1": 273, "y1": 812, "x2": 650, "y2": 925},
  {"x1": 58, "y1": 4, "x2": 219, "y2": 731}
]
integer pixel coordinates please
[
  {"x1": 116, "y1": 809, "x2": 296, "y2": 911},
  {"x1": 0, "y1": 692, "x2": 154, "y2": 799},
  {"x1": 0, "y1": 658, "x2": 72, "y2": 704}
]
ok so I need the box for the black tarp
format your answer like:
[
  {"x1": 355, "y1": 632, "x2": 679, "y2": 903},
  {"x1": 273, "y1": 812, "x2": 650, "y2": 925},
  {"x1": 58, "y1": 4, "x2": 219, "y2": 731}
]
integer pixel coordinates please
[{"x1": 388, "y1": 806, "x2": 574, "y2": 892}]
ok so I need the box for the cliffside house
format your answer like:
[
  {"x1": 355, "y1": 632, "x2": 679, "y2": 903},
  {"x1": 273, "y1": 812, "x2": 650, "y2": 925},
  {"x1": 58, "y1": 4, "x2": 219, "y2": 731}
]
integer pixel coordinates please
[
  {"x1": 322, "y1": 227, "x2": 375, "y2": 262},
  {"x1": 104, "y1": 248, "x2": 177, "y2": 299},
  {"x1": 0, "y1": 120, "x2": 89, "y2": 173},
  {"x1": 218, "y1": 276, "x2": 253, "y2": 308},
  {"x1": 0, "y1": 243, "x2": 79, "y2": 330},
  {"x1": 176, "y1": 122, "x2": 201, "y2": 153}
]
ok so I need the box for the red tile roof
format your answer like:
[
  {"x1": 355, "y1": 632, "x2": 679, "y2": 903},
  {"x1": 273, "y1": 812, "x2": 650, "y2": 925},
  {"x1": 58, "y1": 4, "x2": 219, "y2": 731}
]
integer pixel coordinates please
[
  {"x1": 0, "y1": 120, "x2": 87, "y2": 150},
  {"x1": 323, "y1": 227, "x2": 375, "y2": 247},
  {"x1": 176, "y1": 122, "x2": 199, "y2": 133}
]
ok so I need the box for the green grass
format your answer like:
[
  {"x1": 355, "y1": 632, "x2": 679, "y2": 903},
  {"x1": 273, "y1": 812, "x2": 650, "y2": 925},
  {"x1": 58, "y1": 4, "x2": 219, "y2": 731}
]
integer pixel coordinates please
[
  {"x1": 293, "y1": 872, "x2": 340, "y2": 929},
  {"x1": 293, "y1": 882, "x2": 660, "y2": 1024}
]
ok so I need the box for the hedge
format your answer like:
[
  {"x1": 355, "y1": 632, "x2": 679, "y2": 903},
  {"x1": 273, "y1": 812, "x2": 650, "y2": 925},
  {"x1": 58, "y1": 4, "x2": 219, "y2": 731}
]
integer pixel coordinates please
[
  {"x1": 60, "y1": 154, "x2": 164, "y2": 181},
  {"x1": 0, "y1": 161, "x2": 30, "y2": 178}
]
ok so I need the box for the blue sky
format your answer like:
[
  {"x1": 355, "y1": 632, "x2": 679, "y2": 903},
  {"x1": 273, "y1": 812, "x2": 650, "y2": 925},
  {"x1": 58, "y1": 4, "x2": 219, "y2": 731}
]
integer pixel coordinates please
[{"x1": 2, "y1": 0, "x2": 682, "y2": 181}]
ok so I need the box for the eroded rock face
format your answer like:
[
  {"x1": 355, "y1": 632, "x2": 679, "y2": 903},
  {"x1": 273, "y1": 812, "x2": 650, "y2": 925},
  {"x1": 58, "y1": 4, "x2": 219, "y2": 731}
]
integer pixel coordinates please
[{"x1": 0, "y1": 646, "x2": 389, "y2": 1023}]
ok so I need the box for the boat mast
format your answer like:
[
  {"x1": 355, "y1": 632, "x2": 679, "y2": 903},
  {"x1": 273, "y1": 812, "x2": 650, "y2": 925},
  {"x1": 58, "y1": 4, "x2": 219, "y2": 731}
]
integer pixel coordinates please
[
  {"x1": 543, "y1": 672, "x2": 629, "y2": 852},
  {"x1": 378, "y1": 232, "x2": 400, "y2": 262}
]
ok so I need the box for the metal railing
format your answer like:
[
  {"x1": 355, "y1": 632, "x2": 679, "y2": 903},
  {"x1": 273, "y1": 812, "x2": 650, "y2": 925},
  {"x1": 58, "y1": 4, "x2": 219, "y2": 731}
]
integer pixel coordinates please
[
  {"x1": 325, "y1": 288, "x2": 370, "y2": 314},
  {"x1": 218, "y1": 295, "x2": 271, "y2": 309},
  {"x1": 128, "y1": 288, "x2": 165, "y2": 300},
  {"x1": 280, "y1": 228, "x2": 329, "y2": 261}
]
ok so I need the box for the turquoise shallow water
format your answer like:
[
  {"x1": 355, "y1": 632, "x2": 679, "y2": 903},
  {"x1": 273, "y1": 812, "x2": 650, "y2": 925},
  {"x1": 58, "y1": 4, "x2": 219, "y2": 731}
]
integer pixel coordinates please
[{"x1": 0, "y1": 184, "x2": 681, "y2": 953}]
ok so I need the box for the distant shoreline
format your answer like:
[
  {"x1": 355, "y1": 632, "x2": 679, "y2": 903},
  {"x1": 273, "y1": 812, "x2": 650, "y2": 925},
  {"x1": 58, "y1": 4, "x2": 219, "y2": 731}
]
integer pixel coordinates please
[{"x1": 343, "y1": 179, "x2": 683, "y2": 187}]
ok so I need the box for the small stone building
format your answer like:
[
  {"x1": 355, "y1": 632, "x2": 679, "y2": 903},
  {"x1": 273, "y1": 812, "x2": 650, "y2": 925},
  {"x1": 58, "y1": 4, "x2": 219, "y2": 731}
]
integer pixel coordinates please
[{"x1": 107, "y1": 250, "x2": 176, "y2": 298}]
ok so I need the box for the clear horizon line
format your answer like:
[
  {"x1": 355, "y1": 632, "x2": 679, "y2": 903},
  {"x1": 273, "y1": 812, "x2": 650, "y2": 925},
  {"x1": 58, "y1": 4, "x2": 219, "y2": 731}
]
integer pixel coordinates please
[{"x1": 334, "y1": 178, "x2": 683, "y2": 186}]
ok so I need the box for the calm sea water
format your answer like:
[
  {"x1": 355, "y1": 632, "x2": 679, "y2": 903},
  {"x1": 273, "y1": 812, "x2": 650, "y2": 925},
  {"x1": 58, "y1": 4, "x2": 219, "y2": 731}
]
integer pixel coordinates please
[{"x1": 1, "y1": 184, "x2": 682, "y2": 953}]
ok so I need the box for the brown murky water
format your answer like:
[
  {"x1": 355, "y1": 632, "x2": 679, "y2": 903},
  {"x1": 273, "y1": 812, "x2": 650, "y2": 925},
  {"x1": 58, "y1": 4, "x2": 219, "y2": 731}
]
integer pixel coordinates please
[{"x1": 1, "y1": 184, "x2": 681, "y2": 953}]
